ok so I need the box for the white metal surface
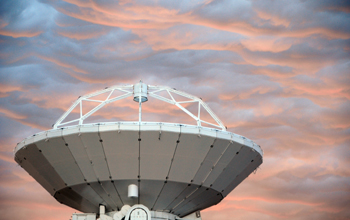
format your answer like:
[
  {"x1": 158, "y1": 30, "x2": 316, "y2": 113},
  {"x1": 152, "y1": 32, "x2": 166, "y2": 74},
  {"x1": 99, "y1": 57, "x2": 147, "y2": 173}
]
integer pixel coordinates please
[
  {"x1": 72, "y1": 213, "x2": 96, "y2": 220},
  {"x1": 125, "y1": 205, "x2": 151, "y2": 220},
  {"x1": 128, "y1": 184, "x2": 138, "y2": 198},
  {"x1": 73, "y1": 209, "x2": 201, "y2": 220},
  {"x1": 133, "y1": 81, "x2": 148, "y2": 103}
]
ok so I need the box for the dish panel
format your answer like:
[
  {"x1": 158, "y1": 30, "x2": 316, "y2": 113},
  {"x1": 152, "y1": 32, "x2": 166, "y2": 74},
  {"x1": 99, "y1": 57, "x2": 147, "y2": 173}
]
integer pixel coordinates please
[
  {"x1": 140, "y1": 131, "x2": 178, "y2": 180},
  {"x1": 36, "y1": 138, "x2": 85, "y2": 186},
  {"x1": 80, "y1": 133, "x2": 111, "y2": 181},
  {"x1": 100, "y1": 130, "x2": 139, "y2": 180},
  {"x1": 168, "y1": 133, "x2": 214, "y2": 183},
  {"x1": 64, "y1": 134, "x2": 97, "y2": 182}
]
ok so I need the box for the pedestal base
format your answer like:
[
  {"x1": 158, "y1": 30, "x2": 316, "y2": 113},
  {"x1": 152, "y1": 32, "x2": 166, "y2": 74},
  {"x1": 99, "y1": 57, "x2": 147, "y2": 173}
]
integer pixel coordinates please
[{"x1": 72, "y1": 204, "x2": 202, "y2": 220}]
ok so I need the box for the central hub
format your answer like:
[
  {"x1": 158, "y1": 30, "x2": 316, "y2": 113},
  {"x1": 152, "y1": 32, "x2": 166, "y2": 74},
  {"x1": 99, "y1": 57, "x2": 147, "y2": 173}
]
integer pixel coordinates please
[{"x1": 133, "y1": 81, "x2": 148, "y2": 103}]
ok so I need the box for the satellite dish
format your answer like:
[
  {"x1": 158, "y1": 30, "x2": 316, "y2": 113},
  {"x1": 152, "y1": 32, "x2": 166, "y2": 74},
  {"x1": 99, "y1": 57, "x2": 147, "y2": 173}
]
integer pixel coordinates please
[{"x1": 14, "y1": 82, "x2": 263, "y2": 220}]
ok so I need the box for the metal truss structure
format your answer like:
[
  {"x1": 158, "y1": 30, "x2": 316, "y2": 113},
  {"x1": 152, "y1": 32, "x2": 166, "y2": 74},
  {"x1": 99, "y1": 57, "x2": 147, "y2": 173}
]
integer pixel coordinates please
[{"x1": 53, "y1": 83, "x2": 226, "y2": 131}]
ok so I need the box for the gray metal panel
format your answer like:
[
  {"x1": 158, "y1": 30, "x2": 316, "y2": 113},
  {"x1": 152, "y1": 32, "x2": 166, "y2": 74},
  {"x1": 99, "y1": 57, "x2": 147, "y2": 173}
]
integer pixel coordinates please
[
  {"x1": 174, "y1": 200, "x2": 197, "y2": 216},
  {"x1": 101, "y1": 180, "x2": 124, "y2": 209},
  {"x1": 172, "y1": 186, "x2": 207, "y2": 214},
  {"x1": 16, "y1": 143, "x2": 67, "y2": 192},
  {"x1": 222, "y1": 155, "x2": 262, "y2": 196},
  {"x1": 139, "y1": 180, "x2": 164, "y2": 209},
  {"x1": 178, "y1": 189, "x2": 222, "y2": 217},
  {"x1": 89, "y1": 182, "x2": 116, "y2": 211},
  {"x1": 153, "y1": 181, "x2": 188, "y2": 211},
  {"x1": 165, "y1": 184, "x2": 199, "y2": 211},
  {"x1": 168, "y1": 134, "x2": 214, "y2": 183},
  {"x1": 71, "y1": 184, "x2": 104, "y2": 207},
  {"x1": 203, "y1": 141, "x2": 242, "y2": 187},
  {"x1": 51, "y1": 179, "x2": 224, "y2": 216},
  {"x1": 192, "y1": 139, "x2": 231, "y2": 185},
  {"x1": 140, "y1": 131, "x2": 178, "y2": 180},
  {"x1": 15, "y1": 145, "x2": 58, "y2": 195},
  {"x1": 100, "y1": 130, "x2": 139, "y2": 180},
  {"x1": 54, "y1": 187, "x2": 98, "y2": 213},
  {"x1": 36, "y1": 138, "x2": 85, "y2": 186},
  {"x1": 80, "y1": 132, "x2": 111, "y2": 181},
  {"x1": 64, "y1": 134, "x2": 97, "y2": 182},
  {"x1": 212, "y1": 146, "x2": 258, "y2": 192}
]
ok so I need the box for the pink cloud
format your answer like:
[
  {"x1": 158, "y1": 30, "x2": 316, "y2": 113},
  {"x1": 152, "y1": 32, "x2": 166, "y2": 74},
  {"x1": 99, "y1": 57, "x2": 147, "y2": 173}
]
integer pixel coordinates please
[
  {"x1": 38, "y1": 55, "x2": 88, "y2": 74},
  {"x1": 54, "y1": 1, "x2": 350, "y2": 41},
  {"x1": 0, "y1": 29, "x2": 43, "y2": 38},
  {"x1": 241, "y1": 37, "x2": 293, "y2": 53},
  {"x1": 0, "y1": 107, "x2": 27, "y2": 120}
]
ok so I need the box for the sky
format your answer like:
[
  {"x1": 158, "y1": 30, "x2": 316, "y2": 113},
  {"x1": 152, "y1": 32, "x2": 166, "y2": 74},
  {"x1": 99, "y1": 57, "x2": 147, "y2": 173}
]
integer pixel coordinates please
[{"x1": 0, "y1": 0, "x2": 349, "y2": 219}]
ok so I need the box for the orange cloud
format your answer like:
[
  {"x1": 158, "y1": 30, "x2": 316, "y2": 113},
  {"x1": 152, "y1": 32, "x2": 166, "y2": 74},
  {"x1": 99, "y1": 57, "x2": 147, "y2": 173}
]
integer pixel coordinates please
[
  {"x1": 57, "y1": 1, "x2": 183, "y2": 30},
  {"x1": 277, "y1": 77, "x2": 350, "y2": 108},
  {"x1": 38, "y1": 55, "x2": 88, "y2": 74},
  {"x1": 0, "y1": 107, "x2": 27, "y2": 120},
  {"x1": 0, "y1": 152, "x2": 15, "y2": 164},
  {"x1": 0, "y1": 30, "x2": 42, "y2": 38},
  {"x1": 241, "y1": 37, "x2": 292, "y2": 53},
  {"x1": 0, "y1": 84, "x2": 23, "y2": 98},
  {"x1": 219, "y1": 85, "x2": 276, "y2": 100},
  {"x1": 57, "y1": 28, "x2": 111, "y2": 40},
  {"x1": 225, "y1": 196, "x2": 324, "y2": 207},
  {"x1": 0, "y1": 84, "x2": 22, "y2": 93},
  {"x1": 255, "y1": 10, "x2": 291, "y2": 27},
  {"x1": 52, "y1": 0, "x2": 350, "y2": 49}
]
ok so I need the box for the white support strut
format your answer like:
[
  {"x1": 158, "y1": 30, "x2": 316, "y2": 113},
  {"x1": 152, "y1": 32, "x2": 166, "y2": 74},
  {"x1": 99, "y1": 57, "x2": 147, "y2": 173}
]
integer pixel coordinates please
[{"x1": 53, "y1": 83, "x2": 226, "y2": 131}]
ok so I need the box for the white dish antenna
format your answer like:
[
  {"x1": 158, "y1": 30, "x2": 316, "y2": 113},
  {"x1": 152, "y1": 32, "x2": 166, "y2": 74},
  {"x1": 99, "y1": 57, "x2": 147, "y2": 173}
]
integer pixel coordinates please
[{"x1": 15, "y1": 82, "x2": 263, "y2": 220}]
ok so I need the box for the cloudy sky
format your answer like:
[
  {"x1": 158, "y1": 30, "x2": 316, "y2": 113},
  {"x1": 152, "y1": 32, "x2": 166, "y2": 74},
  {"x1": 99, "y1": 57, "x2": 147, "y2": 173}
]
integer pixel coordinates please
[{"x1": 0, "y1": 0, "x2": 349, "y2": 219}]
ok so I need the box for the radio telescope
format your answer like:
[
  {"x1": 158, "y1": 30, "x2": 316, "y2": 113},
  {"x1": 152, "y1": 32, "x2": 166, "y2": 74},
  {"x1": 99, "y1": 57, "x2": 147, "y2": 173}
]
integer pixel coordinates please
[{"x1": 14, "y1": 82, "x2": 263, "y2": 220}]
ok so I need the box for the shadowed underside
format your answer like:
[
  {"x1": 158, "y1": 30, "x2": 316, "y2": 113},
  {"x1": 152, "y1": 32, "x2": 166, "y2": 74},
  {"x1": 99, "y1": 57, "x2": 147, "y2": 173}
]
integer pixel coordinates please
[{"x1": 54, "y1": 180, "x2": 223, "y2": 217}]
